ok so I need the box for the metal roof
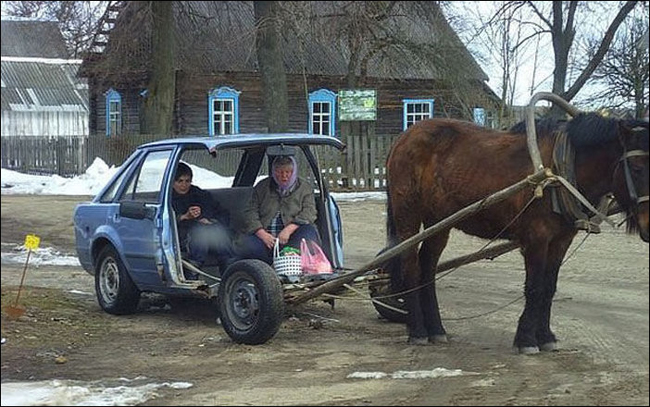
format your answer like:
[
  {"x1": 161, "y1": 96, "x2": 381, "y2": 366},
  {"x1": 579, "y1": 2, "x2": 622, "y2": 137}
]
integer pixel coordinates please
[
  {"x1": 1, "y1": 58, "x2": 88, "y2": 112},
  {"x1": 139, "y1": 133, "x2": 346, "y2": 152}
]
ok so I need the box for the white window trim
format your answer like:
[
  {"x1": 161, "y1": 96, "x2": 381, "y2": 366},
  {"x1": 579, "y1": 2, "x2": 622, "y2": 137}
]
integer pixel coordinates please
[
  {"x1": 402, "y1": 99, "x2": 434, "y2": 130},
  {"x1": 105, "y1": 88, "x2": 122, "y2": 136},
  {"x1": 309, "y1": 89, "x2": 337, "y2": 136},
  {"x1": 208, "y1": 86, "x2": 240, "y2": 135}
]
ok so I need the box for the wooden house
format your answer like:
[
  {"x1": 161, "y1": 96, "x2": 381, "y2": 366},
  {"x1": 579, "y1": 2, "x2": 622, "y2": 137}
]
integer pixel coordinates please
[
  {"x1": 80, "y1": 1, "x2": 500, "y2": 140},
  {"x1": 1, "y1": 19, "x2": 88, "y2": 137}
]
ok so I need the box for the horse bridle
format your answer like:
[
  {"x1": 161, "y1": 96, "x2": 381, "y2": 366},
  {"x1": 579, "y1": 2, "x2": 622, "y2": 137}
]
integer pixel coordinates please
[{"x1": 618, "y1": 148, "x2": 649, "y2": 208}]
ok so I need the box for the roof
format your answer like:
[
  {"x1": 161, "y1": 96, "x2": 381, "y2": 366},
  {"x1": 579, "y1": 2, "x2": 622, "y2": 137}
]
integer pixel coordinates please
[
  {"x1": 139, "y1": 133, "x2": 346, "y2": 152},
  {"x1": 85, "y1": 1, "x2": 488, "y2": 82},
  {"x1": 1, "y1": 19, "x2": 69, "y2": 59},
  {"x1": 1, "y1": 57, "x2": 88, "y2": 112}
]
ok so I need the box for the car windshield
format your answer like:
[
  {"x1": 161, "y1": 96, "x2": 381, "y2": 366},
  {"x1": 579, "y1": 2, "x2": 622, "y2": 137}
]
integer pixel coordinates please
[{"x1": 177, "y1": 145, "x2": 321, "y2": 192}]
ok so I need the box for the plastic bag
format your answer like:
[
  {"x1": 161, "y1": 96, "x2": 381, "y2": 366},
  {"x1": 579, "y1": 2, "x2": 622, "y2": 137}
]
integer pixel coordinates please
[{"x1": 300, "y1": 239, "x2": 333, "y2": 274}]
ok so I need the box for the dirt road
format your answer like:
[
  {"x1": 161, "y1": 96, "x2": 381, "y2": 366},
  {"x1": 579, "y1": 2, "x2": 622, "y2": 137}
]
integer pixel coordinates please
[{"x1": 1, "y1": 195, "x2": 648, "y2": 405}]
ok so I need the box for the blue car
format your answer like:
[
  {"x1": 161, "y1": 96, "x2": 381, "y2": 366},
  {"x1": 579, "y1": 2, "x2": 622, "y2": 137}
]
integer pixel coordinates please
[{"x1": 74, "y1": 134, "x2": 345, "y2": 345}]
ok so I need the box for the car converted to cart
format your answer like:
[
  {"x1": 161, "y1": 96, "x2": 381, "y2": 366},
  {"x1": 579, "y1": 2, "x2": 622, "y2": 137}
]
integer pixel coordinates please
[{"x1": 73, "y1": 134, "x2": 346, "y2": 345}]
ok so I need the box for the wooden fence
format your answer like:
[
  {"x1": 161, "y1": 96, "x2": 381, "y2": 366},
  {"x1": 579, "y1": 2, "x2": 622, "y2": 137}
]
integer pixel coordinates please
[{"x1": 1, "y1": 134, "x2": 399, "y2": 191}]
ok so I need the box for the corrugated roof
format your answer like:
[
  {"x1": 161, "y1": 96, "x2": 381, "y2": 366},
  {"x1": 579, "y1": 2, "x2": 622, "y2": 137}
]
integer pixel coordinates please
[
  {"x1": 85, "y1": 1, "x2": 488, "y2": 82},
  {"x1": 1, "y1": 58, "x2": 88, "y2": 112},
  {"x1": 1, "y1": 19, "x2": 69, "y2": 59}
]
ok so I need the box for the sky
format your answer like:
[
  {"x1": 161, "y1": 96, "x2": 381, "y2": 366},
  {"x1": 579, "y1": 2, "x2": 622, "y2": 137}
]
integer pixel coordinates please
[
  {"x1": 0, "y1": 158, "x2": 389, "y2": 406},
  {"x1": 446, "y1": 2, "x2": 648, "y2": 108}
]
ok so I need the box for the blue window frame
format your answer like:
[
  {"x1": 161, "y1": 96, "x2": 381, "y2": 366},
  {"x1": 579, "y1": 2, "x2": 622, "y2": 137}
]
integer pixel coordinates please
[
  {"x1": 209, "y1": 86, "x2": 240, "y2": 135},
  {"x1": 402, "y1": 99, "x2": 434, "y2": 130},
  {"x1": 309, "y1": 89, "x2": 337, "y2": 136},
  {"x1": 473, "y1": 107, "x2": 486, "y2": 126},
  {"x1": 105, "y1": 88, "x2": 122, "y2": 136}
]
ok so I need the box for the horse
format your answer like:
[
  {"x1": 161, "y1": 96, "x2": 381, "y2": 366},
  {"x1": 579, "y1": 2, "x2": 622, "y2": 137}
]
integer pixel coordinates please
[{"x1": 385, "y1": 98, "x2": 649, "y2": 354}]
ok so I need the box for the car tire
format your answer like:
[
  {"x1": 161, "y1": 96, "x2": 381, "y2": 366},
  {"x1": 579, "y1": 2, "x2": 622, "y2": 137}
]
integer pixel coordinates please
[
  {"x1": 95, "y1": 245, "x2": 141, "y2": 315},
  {"x1": 218, "y1": 259, "x2": 284, "y2": 345}
]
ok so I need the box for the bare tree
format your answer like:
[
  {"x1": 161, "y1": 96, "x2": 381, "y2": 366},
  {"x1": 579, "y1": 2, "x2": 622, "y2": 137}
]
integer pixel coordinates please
[
  {"x1": 254, "y1": 1, "x2": 289, "y2": 133},
  {"x1": 140, "y1": 2, "x2": 175, "y2": 136},
  {"x1": 585, "y1": 15, "x2": 649, "y2": 118},
  {"x1": 524, "y1": 1, "x2": 640, "y2": 117},
  {"x1": 448, "y1": 1, "x2": 538, "y2": 126},
  {"x1": 3, "y1": 1, "x2": 109, "y2": 58}
]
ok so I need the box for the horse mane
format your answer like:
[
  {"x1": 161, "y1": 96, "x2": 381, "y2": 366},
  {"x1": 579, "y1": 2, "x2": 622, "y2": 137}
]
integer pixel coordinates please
[{"x1": 509, "y1": 113, "x2": 620, "y2": 148}]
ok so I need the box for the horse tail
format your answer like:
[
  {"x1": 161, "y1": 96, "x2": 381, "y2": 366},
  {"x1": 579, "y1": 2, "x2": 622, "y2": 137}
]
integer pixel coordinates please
[{"x1": 384, "y1": 187, "x2": 403, "y2": 289}]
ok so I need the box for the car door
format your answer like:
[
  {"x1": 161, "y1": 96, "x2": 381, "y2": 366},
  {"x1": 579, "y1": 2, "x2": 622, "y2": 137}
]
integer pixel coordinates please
[{"x1": 113, "y1": 149, "x2": 173, "y2": 289}]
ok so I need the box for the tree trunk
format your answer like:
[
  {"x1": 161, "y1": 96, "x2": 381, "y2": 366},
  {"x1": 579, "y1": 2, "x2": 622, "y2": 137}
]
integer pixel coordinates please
[
  {"x1": 254, "y1": 1, "x2": 288, "y2": 133},
  {"x1": 141, "y1": 2, "x2": 175, "y2": 136}
]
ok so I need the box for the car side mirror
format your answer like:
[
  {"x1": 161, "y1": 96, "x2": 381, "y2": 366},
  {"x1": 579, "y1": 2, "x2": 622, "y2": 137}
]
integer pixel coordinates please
[{"x1": 119, "y1": 201, "x2": 155, "y2": 220}]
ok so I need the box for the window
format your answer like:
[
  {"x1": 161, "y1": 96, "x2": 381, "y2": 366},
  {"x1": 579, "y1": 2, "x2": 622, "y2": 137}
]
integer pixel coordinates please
[
  {"x1": 309, "y1": 89, "x2": 336, "y2": 136},
  {"x1": 209, "y1": 86, "x2": 240, "y2": 135},
  {"x1": 485, "y1": 111, "x2": 496, "y2": 129},
  {"x1": 119, "y1": 150, "x2": 173, "y2": 204},
  {"x1": 105, "y1": 88, "x2": 122, "y2": 136},
  {"x1": 473, "y1": 107, "x2": 486, "y2": 126},
  {"x1": 402, "y1": 99, "x2": 434, "y2": 130}
]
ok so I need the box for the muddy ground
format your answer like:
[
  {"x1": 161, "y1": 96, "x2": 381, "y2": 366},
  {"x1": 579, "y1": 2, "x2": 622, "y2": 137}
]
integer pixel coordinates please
[{"x1": 1, "y1": 195, "x2": 648, "y2": 405}]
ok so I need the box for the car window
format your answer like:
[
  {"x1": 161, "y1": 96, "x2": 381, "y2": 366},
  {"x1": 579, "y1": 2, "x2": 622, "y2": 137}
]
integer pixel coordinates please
[
  {"x1": 178, "y1": 148, "x2": 243, "y2": 190},
  {"x1": 98, "y1": 165, "x2": 131, "y2": 203},
  {"x1": 119, "y1": 150, "x2": 173, "y2": 203}
]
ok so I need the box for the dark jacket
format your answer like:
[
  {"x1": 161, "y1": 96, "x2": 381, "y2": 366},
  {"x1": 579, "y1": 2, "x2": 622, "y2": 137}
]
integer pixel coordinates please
[
  {"x1": 241, "y1": 177, "x2": 317, "y2": 235},
  {"x1": 172, "y1": 185, "x2": 229, "y2": 241}
]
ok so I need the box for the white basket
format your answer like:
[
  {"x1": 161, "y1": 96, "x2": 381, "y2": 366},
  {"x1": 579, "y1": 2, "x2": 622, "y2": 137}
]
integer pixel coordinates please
[{"x1": 273, "y1": 240, "x2": 303, "y2": 277}]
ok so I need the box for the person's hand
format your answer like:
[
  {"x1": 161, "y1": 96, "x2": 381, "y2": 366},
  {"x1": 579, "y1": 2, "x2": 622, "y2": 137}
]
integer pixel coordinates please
[
  {"x1": 278, "y1": 224, "x2": 298, "y2": 245},
  {"x1": 255, "y1": 229, "x2": 276, "y2": 249},
  {"x1": 183, "y1": 205, "x2": 201, "y2": 221}
]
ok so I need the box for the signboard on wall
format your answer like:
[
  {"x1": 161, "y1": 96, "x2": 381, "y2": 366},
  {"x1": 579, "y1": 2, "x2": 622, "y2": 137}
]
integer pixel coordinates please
[{"x1": 339, "y1": 89, "x2": 377, "y2": 121}]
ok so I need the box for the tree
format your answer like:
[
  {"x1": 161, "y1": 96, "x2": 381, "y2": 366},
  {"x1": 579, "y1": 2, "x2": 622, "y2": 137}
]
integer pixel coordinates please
[
  {"x1": 586, "y1": 15, "x2": 649, "y2": 118},
  {"x1": 140, "y1": 1, "x2": 175, "y2": 136},
  {"x1": 2, "y1": 1, "x2": 108, "y2": 58},
  {"x1": 525, "y1": 1, "x2": 640, "y2": 117},
  {"x1": 254, "y1": 1, "x2": 289, "y2": 133},
  {"x1": 446, "y1": 1, "x2": 537, "y2": 126}
]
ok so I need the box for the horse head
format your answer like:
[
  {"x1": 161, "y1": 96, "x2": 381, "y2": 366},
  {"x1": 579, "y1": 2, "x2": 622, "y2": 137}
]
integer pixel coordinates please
[{"x1": 612, "y1": 119, "x2": 649, "y2": 242}]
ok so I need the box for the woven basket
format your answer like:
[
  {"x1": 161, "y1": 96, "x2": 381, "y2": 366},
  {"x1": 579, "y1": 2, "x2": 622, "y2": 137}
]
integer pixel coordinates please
[{"x1": 273, "y1": 240, "x2": 303, "y2": 277}]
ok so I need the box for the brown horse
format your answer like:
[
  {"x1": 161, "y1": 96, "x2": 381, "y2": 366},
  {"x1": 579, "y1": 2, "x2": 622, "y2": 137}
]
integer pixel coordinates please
[{"x1": 385, "y1": 107, "x2": 649, "y2": 353}]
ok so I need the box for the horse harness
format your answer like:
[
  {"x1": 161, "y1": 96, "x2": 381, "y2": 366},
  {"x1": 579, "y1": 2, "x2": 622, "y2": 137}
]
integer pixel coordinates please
[{"x1": 550, "y1": 128, "x2": 648, "y2": 233}]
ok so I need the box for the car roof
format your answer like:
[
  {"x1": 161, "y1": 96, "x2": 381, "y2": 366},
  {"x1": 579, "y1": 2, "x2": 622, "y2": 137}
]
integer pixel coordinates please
[{"x1": 138, "y1": 133, "x2": 346, "y2": 152}]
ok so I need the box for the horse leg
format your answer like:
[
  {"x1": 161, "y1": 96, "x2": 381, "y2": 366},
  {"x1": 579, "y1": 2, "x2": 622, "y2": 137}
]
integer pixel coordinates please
[
  {"x1": 399, "y1": 245, "x2": 430, "y2": 345},
  {"x1": 419, "y1": 230, "x2": 450, "y2": 343},
  {"x1": 537, "y1": 233, "x2": 574, "y2": 351},
  {"x1": 392, "y1": 215, "x2": 430, "y2": 345},
  {"x1": 514, "y1": 240, "x2": 550, "y2": 354}
]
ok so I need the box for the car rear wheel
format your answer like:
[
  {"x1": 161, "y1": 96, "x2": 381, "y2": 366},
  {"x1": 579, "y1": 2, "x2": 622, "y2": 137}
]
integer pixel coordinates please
[
  {"x1": 95, "y1": 245, "x2": 141, "y2": 315},
  {"x1": 218, "y1": 259, "x2": 284, "y2": 345}
]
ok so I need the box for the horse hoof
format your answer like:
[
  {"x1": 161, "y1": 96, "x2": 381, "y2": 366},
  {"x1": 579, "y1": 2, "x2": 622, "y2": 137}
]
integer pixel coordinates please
[
  {"x1": 515, "y1": 346, "x2": 540, "y2": 355},
  {"x1": 539, "y1": 342, "x2": 558, "y2": 352},
  {"x1": 429, "y1": 335, "x2": 448, "y2": 344},
  {"x1": 408, "y1": 337, "x2": 429, "y2": 346}
]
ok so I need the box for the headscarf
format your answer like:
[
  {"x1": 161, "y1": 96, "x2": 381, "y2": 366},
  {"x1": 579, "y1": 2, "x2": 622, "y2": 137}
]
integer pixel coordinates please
[{"x1": 271, "y1": 155, "x2": 298, "y2": 196}]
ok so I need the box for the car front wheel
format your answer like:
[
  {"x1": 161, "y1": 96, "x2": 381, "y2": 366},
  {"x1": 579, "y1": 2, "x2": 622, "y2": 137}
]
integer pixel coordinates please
[
  {"x1": 218, "y1": 259, "x2": 284, "y2": 345},
  {"x1": 95, "y1": 245, "x2": 141, "y2": 315}
]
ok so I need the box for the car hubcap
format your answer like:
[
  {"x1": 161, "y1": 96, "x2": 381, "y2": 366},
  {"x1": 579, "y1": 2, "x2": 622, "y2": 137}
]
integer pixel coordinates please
[
  {"x1": 100, "y1": 257, "x2": 119, "y2": 304},
  {"x1": 229, "y1": 278, "x2": 260, "y2": 328}
]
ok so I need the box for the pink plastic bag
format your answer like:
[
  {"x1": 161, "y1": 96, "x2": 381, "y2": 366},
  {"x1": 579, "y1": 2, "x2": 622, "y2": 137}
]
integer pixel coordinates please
[{"x1": 300, "y1": 239, "x2": 333, "y2": 274}]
